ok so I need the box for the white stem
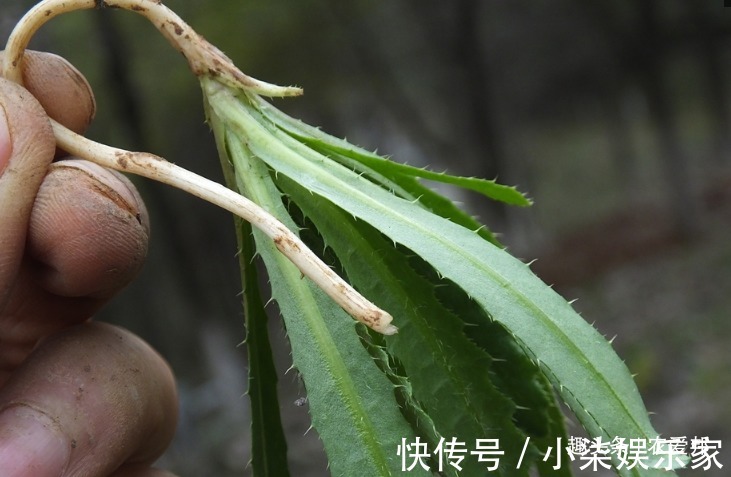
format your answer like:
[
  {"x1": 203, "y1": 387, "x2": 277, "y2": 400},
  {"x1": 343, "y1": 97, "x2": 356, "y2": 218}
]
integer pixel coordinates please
[
  {"x1": 2, "y1": 0, "x2": 396, "y2": 335},
  {"x1": 54, "y1": 125, "x2": 396, "y2": 335},
  {"x1": 3, "y1": 0, "x2": 302, "y2": 97}
]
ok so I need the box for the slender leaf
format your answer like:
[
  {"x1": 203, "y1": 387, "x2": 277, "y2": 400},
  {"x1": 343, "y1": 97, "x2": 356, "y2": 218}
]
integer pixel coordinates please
[
  {"x1": 257, "y1": 97, "x2": 507, "y2": 245},
  {"x1": 239, "y1": 223, "x2": 291, "y2": 476},
  {"x1": 204, "y1": 81, "x2": 683, "y2": 476},
  {"x1": 209, "y1": 108, "x2": 430, "y2": 476},
  {"x1": 258, "y1": 95, "x2": 531, "y2": 206},
  {"x1": 216, "y1": 114, "x2": 290, "y2": 477}
]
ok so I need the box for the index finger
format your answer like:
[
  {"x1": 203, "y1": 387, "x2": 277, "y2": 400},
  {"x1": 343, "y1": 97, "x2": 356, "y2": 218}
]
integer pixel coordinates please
[
  {"x1": 0, "y1": 50, "x2": 96, "y2": 137},
  {"x1": 0, "y1": 50, "x2": 96, "y2": 308},
  {"x1": 0, "y1": 78, "x2": 56, "y2": 308}
]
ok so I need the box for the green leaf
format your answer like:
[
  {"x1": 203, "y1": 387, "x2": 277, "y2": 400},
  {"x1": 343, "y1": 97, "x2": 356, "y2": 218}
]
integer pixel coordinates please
[
  {"x1": 239, "y1": 224, "x2": 291, "y2": 476},
  {"x1": 259, "y1": 95, "x2": 531, "y2": 207},
  {"x1": 204, "y1": 81, "x2": 683, "y2": 476},
  {"x1": 216, "y1": 114, "x2": 290, "y2": 477},
  {"x1": 279, "y1": 175, "x2": 533, "y2": 475},
  {"x1": 257, "y1": 96, "x2": 523, "y2": 246},
  {"x1": 210, "y1": 109, "x2": 429, "y2": 477}
]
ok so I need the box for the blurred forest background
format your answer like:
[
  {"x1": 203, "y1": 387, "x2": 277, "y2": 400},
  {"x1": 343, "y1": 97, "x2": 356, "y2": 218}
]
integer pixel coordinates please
[{"x1": 2, "y1": 0, "x2": 731, "y2": 475}]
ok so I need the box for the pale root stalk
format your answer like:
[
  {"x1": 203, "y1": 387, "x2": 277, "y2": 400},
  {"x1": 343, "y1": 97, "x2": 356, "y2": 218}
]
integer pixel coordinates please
[
  {"x1": 3, "y1": 0, "x2": 302, "y2": 97},
  {"x1": 2, "y1": 0, "x2": 397, "y2": 335}
]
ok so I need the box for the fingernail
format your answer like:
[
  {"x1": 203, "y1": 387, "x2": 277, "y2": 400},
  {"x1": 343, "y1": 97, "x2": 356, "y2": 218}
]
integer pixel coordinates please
[
  {"x1": 51, "y1": 159, "x2": 149, "y2": 231},
  {"x1": 0, "y1": 405, "x2": 71, "y2": 477},
  {"x1": 0, "y1": 105, "x2": 11, "y2": 176}
]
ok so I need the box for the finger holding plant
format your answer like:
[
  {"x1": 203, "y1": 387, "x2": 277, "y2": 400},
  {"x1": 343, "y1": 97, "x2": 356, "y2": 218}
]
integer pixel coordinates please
[{"x1": 3, "y1": 1, "x2": 687, "y2": 476}]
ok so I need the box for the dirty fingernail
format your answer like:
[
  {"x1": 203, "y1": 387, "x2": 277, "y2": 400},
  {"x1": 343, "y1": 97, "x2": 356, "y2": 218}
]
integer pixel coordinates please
[
  {"x1": 51, "y1": 159, "x2": 149, "y2": 231},
  {"x1": 0, "y1": 405, "x2": 71, "y2": 477}
]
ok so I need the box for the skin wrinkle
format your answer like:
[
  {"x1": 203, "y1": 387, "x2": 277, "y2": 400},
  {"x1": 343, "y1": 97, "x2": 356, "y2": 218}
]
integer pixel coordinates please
[
  {"x1": 0, "y1": 401, "x2": 72, "y2": 474},
  {"x1": 0, "y1": 401, "x2": 66, "y2": 437}
]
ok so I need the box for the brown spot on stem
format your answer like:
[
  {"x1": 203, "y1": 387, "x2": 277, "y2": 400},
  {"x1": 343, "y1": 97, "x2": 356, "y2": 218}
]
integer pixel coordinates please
[
  {"x1": 273, "y1": 236, "x2": 301, "y2": 253},
  {"x1": 362, "y1": 310, "x2": 380, "y2": 327},
  {"x1": 167, "y1": 20, "x2": 184, "y2": 36},
  {"x1": 115, "y1": 153, "x2": 129, "y2": 169}
]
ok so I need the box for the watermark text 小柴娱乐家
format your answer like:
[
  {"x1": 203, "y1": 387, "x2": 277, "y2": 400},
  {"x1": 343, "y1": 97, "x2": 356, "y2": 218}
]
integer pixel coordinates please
[{"x1": 397, "y1": 435, "x2": 723, "y2": 472}]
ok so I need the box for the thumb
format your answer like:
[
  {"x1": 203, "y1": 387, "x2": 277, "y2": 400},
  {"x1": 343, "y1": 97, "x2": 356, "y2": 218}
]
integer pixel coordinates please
[
  {"x1": 0, "y1": 79, "x2": 56, "y2": 309},
  {"x1": 0, "y1": 323, "x2": 178, "y2": 477}
]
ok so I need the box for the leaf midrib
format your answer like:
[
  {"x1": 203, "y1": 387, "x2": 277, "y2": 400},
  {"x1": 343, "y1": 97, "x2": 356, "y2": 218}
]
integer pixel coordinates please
[{"x1": 225, "y1": 127, "x2": 393, "y2": 476}]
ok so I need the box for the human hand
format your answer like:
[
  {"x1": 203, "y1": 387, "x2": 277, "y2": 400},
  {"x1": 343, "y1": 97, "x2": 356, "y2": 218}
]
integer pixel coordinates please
[{"x1": 0, "y1": 51, "x2": 178, "y2": 477}]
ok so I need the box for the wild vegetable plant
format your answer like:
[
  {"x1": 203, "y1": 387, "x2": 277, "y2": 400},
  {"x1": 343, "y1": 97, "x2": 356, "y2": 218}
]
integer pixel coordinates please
[{"x1": 4, "y1": 1, "x2": 686, "y2": 476}]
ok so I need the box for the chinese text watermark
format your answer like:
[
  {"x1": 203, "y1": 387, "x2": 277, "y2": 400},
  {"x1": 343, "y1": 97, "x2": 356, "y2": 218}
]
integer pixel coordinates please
[{"x1": 397, "y1": 436, "x2": 723, "y2": 472}]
